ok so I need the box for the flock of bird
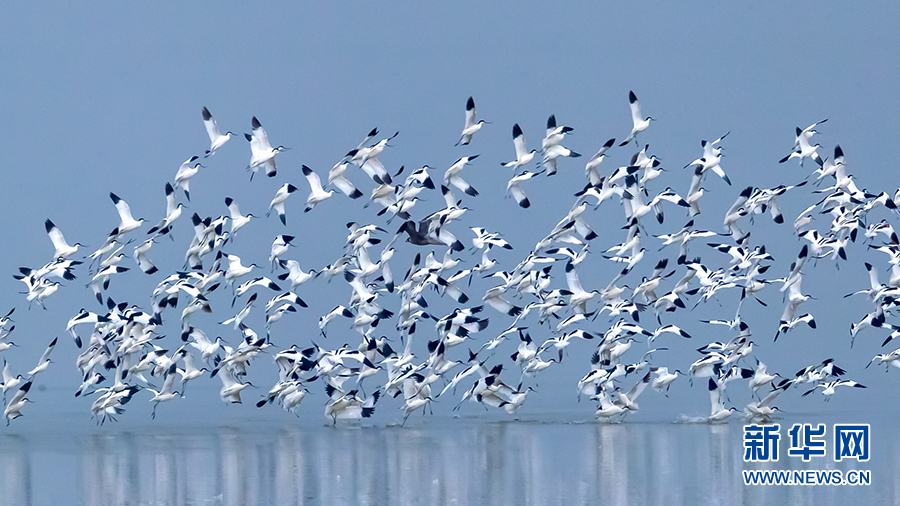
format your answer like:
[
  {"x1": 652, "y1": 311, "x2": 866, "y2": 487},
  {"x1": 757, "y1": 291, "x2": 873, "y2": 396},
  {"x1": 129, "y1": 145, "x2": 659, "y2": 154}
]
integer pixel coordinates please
[{"x1": 2, "y1": 93, "x2": 896, "y2": 427}]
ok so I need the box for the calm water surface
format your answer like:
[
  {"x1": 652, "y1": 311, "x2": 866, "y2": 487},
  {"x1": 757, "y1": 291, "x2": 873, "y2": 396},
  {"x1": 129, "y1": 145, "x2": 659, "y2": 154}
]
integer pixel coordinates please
[{"x1": 1, "y1": 412, "x2": 896, "y2": 505}]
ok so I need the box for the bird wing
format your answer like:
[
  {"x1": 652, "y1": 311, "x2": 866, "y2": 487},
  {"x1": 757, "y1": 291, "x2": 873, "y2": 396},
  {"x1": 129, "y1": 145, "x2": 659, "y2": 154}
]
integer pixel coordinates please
[
  {"x1": 45, "y1": 220, "x2": 70, "y2": 252},
  {"x1": 203, "y1": 107, "x2": 221, "y2": 143},
  {"x1": 464, "y1": 97, "x2": 476, "y2": 129},
  {"x1": 251, "y1": 117, "x2": 272, "y2": 150},
  {"x1": 629, "y1": 92, "x2": 643, "y2": 127}
]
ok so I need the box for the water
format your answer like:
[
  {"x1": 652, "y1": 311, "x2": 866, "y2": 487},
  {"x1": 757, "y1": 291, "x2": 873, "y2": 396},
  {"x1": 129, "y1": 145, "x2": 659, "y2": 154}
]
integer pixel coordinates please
[{"x1": 1, "y1": 411, "x2": 895, "y2": 505}]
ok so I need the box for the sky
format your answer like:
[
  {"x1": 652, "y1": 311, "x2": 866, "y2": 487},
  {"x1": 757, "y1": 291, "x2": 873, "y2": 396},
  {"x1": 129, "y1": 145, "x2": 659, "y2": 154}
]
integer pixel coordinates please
[{"x1": 1, "y1": 2, "x2": 900, "y2": 426}]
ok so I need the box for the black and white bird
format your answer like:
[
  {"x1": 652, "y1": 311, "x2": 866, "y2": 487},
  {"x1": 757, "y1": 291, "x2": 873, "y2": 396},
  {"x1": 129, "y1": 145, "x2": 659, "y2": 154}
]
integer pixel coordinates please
[
  {"x1": 109, "y1": 192, "x2": 145, "y2": 236},
  {"x1": 301, "y1": 165, "x2": 335, "y2": 212},
  {"x1": 502, "y1": 124, "x2": 538, "y2": 171},
  {"x1": 267, "y1": 183, "x2": 298, "y2": 226},
  {"x1": 619, "y1": 91, "x2": 654, "y2": 146},
  {"x1": 173, "y1": 156, "x2": 203, "y2": 201},
  {"x1": 201, "y1": 106, "x2": 233, "y2": 156},
  {"x1": 45, "y1": 219, "x2": 83, "y2": 259},
  {"x1": 245, "y1": 116, "x2": 285, "y2": 178},
  {"x1": 456, "y1": 96, "x2": 488, "y2": 146}
]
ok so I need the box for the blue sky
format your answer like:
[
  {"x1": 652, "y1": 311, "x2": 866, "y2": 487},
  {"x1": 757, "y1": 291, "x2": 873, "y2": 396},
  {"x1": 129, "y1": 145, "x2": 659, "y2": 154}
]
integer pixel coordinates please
[{"x1": 1, "y1": 2, "x2": 900, "y2": 425}]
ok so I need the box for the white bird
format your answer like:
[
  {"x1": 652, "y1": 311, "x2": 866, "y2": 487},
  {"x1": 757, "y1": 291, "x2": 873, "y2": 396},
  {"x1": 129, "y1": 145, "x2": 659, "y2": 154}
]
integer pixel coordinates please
[
  {"x1": 707, "y1": 378, "x2": 736, "y2": 422},
  {"x1": 779, "y1": 124, "x2": 823, "y2": 167},
  {"x1": 267, "y1": 183, "x2": 299, "y2": 226},
  {"x1": 584, "y1": 138, "x2": 617, "y2": 184},
  {"x1": 44, "y1": 219, "x2": 83, "y2": 259},
  {"x1": 221, "y1": 253, "x2": 258, "y2": 286},
  {"x1": 619, "y1": 91, "x2": 654, "y2": 146},
  {"x1": 269, "y1": 235, "x2": 294, "y2": 270},
  {"x1": 301, "y1": 165, "x2": 335, "y2": 212},
  {"x1": 444, "y1": 156, "x2": 480, "y2": 197},
  {"x1": 507, "y1": 168, "x2": 543, "y2": 209},
  {"x1": 27, "y1": 337, "x2": 57, "y2": 379},
  {"x1": 133, "y1": 238, "x2": 158, "y2": 275},
  {"x1": 185, "y1": 327, "x2": 223, "y2": 362},
  {"x1": 234, "y1": 277, "x2": 281, "y2": 304},
  {"x1": 650, "y1": 367, "x2": 682, "y2": 394},
  {"x1": 146, "y1": 182, "x2": 185, "y2": 237},
  {"x1": 802, "y1": 379, "x2": 866, "y2": 399},
  {"x1": 245, "y1": 116, "x2": 285, "y2": 179},
  {"x1": 224, "y1": 196, "x2": 255, "y2": 239},
  {"x1": 218, "y1": 368, "x2": 252, "y2": 403},
  {"x1": 148, "y1": 363, "x2": 181, "y2": 419},
  {"x1": 89, "y1": 266, "x2": 129, "y2": 304},
  {"x1": 173, "y1": 155, "x2": 203, "y2": 201},
  {"x1": 456, "y1": 96, "x2": 488, "y2": 146},
  {"x1": 327, "y1": 161, "x2": 364, "y2": 200},
  {"x1": 220, "y1": 293, "x2": 257, "y2": 329},
  {"x1": 541, "y1": 114, "x2": 580, "y2": 175},
  {"x1": 109, "y1": 192, "x2": 144, "y2": 236},
  {"x1": 748, "y1": 360, "x2": 780, "y2": 395},
  {"x1": 502, "y1": 124, "x2": 538, "y2": 171},
  {"x1": 276, "y1": 259, "x2": 316, "y2": 289},
  {"x1": 685, "y1": 132, "x2": 731, "y2": 185},
  {"x1": 201, "y1": 106, "x2": 233, "y2": 156},
  {"x1": 176, "y1": 352, "x2": 208, "y2": 391},
  {"x1": 1, "y1": 360, "x2": 24, "y2": 395},
  {"x1": 347, "y1": 132, "x2": 397, "y2": 185},
  {"x1": 4, "y1": 381, "x2": 31, "y2": 425},
  {"x1": 320, "y1": 306, "x2": 357, "y2": 338},
  {"x1": 542, "y1": 144, "x2": 581, "y2": 176}
]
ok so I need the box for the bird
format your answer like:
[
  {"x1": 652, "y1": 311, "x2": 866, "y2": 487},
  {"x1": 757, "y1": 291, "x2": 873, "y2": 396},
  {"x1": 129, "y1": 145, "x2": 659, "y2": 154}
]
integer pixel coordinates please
[
  {"x1": 89, "y1": 266, "x2": 129, "y2": 304},
  {"x1": 148, "y1": 363, "x2": 181, "y2": 419},
  {"x1": 146, "y1": 182, "x2": 185, "y2": 237},
  {"x1": 444, "y1": 156, "x2": 480, "y2": 197},
  {"x1": 133, "y1": 238, "x2": 159, "y2": 275},
  {"x1": 301, "y1": 165, "x2": 335, "y2": 213},
  {"x1": 397, "y1": 221, "x2": 447, "y2": 247},
  {"x1": 707, "y1": 378, "x2": 736, "y2": 422},
  {"x1": 276, "y1": 259, "x2": 317, "y2": 289},
  {"x1": 268, "y1": 235, "x2": 294, "y2": 271},
  {"x1": 224, "y1": 196, "x2": 255, "y2": 239},
  {"x1": 201, "y1": 106, "x2": 233, "y2": 156},
  {"x1": 27, "y1": 337, "x2": 57, "y2": 379},
  {"x1": 267, "y1": 183, "x2": 299, "y2": 226},
  {"x1": 507, "y1": 168, "x2": 544, "y2": 208},
  {"x1": 44, "y1": 219, "x2": 83, "y2": 259},
  {"x1": 327, "y1": 162, "x2": 364, "y2": 200},
  {"x1": 173, "y1": 155, "x2": 203, "y2": 201},
  {"x1": 4, "y1": 381, "x2": 31, "y2": 425},
  {"x1": 456, "y1": 96, "x2": 488, "y2": 146},
  {"x1": 218, "y1": 368, "x2": 252, "y2": 403},
  {"x1": 502, "y1": 124, "x2": 538, "y2": 171},
  {"x1": 802, "y1": 379, "x2": 866, "y2": 400},
  {"x1": 245, "y1": 116, "x2": 286, "y2": 179},
  {"x1": 109, "y1": 192, "x2": 145, "y2": 236},
  {"x1": 619, "y1": 91, "x2": 653, "y2": 146},
  {"x1": 221, "y1": 253, "x2": 259, "y2": 286}
]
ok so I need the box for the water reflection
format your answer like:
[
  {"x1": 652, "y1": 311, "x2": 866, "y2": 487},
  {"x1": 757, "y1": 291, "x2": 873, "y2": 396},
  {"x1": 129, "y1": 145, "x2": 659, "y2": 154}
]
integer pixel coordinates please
[{"x1": 0, "y1": 418, "x2": 889, "y2": 505}]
